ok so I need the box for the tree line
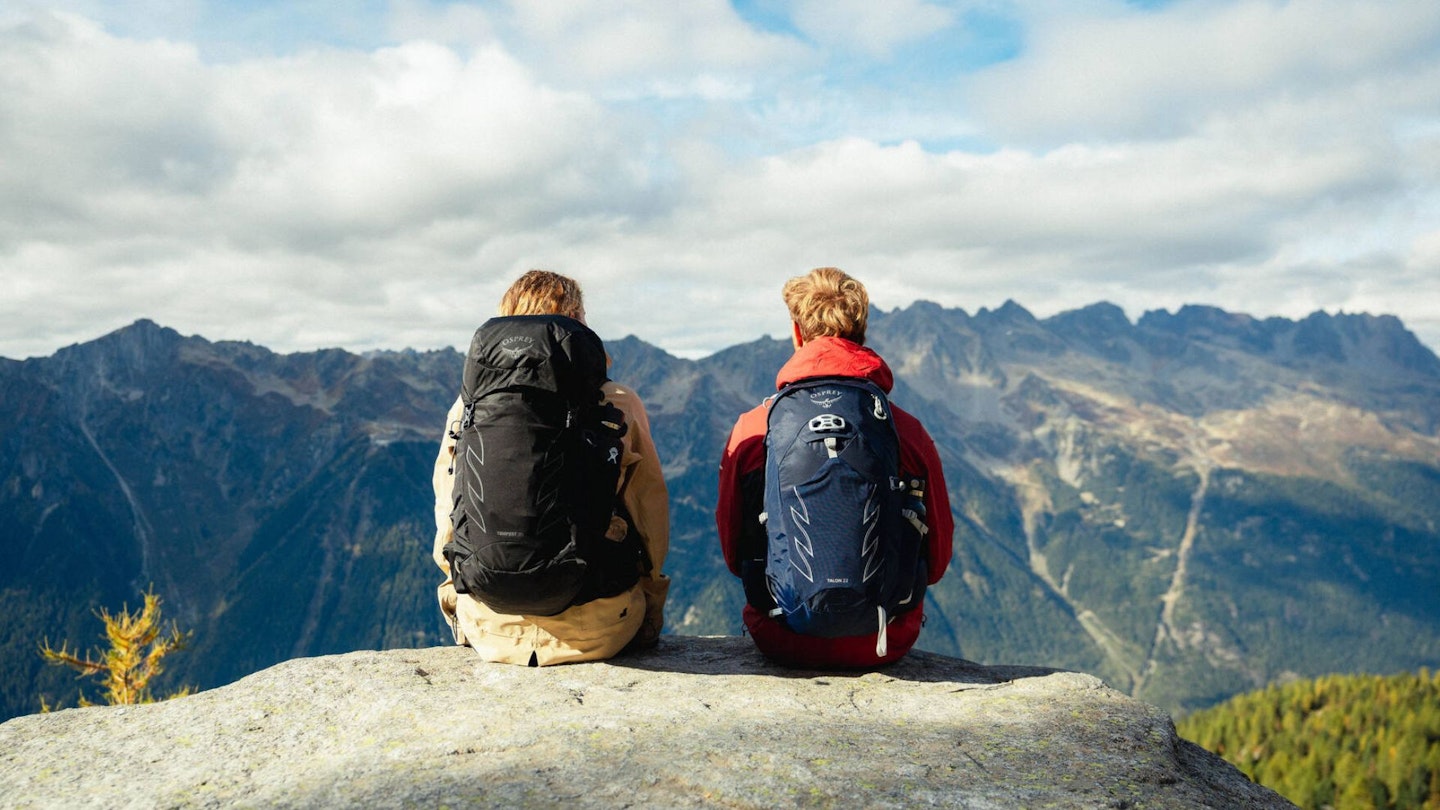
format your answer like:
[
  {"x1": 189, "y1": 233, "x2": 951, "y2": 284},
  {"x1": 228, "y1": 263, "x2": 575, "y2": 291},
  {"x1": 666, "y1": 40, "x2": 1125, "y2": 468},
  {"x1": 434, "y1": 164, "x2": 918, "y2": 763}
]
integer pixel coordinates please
[{"x1": 1177, "y1": 669, "x2": 1440, "y2": 809}]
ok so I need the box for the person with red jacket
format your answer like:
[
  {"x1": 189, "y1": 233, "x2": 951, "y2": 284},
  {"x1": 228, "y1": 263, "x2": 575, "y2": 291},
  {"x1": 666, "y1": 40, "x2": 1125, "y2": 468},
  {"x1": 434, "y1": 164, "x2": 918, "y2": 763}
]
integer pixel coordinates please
[{"x1": 716, "y1": 267, "x2": 954, "y2": 667}]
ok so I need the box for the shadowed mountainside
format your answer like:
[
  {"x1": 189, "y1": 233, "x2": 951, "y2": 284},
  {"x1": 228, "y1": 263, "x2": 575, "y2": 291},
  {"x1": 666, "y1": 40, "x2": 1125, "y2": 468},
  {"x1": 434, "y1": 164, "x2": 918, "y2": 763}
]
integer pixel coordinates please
[{"x1": 2, "y1": 302, "x2": 1438, "y2": 720}]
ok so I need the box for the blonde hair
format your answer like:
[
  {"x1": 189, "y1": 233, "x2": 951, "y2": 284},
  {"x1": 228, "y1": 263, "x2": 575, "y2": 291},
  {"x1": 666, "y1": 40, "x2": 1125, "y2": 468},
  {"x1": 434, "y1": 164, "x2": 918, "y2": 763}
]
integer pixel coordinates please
[
  {"x1": 498, "y1": 270, "x2": 585, "y2": 322},
  {"x1": 782, "y1": 267, "x2": 869, "y2": 345}
]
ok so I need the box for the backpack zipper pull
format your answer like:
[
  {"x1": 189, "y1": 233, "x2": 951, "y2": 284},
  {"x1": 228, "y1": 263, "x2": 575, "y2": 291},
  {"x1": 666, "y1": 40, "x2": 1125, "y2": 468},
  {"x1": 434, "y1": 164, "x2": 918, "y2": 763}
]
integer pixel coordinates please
[
  {"x1": 446, "y1": 419, "x2": 465, "y2": 474},
  {"x1": 875, "y1": 605, "x2": 888, "y2": 658}
]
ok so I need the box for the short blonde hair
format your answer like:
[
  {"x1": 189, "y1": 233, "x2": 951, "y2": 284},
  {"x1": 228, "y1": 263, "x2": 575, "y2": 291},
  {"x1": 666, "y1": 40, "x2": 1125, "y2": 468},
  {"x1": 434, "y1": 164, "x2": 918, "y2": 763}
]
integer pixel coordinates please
[
  {"x1": 498, "y1": 270, "x2": 585, "y2": 321},
  {"x1": 782, "y1": 267, "x2": 869, "y2": 345}
]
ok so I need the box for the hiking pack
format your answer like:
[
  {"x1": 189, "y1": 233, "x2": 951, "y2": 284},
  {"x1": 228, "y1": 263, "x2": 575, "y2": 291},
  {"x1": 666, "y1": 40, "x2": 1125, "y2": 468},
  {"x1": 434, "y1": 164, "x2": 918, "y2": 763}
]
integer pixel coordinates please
[
  {"x1": 442, "y1": 314, "x2": 647, "y2": 616},
  {"x1": 752, "y1": 377, "x2": 929, "y2": 656}
]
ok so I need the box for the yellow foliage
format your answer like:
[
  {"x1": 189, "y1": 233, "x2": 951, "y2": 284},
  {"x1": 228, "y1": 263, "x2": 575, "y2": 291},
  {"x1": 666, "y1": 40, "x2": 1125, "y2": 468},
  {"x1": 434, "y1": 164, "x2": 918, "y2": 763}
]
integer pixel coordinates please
[{"x1": 39, "y1": 587, "x2": 193, "y2": 710}]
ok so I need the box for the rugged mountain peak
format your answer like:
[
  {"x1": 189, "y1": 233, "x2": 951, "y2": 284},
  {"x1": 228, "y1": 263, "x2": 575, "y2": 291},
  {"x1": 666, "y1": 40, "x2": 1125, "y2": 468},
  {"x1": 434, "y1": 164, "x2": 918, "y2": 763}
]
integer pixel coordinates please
[
  {"x1": 107, "y1": 317, "x2": 172, "y2": 338},
  {"x1": 970, "y1": 299, "x2": 1067, "y2": 357},
  {"x1": 1046, "y1": 301, "x2": 1133, "y2": 335},
  {"x1": 96, "y1": 317, "x2": 185, "y2": 350},
  {"x1": 1138, "y1": 305, "x2": 1275, "y2": 355},
  {"x1": 46, "y1": 317, "x2": 189, "y2": 382},
  {"x1": 4, "y1": 303, "x2": 1438, "y2": 726},
  {"x1": 604, "y1": 333, "x2": 693, "y2": 392},
  {"x1": 1289, "y1": 310, "x2": 1440, "y2": 377},
  {"x1": 1039, "y1": 301, "x2": 1145, "y2": 366},
  {"x1": 893, "y1": 298, "x2": 962, "y2": 319},
  {"x1": 877, "y1": 300, "x2": 975, "y2": 340},
  {"x1": 871, "y1": 301, "x2": 1003, "y2": 393},
  {"x1": 979, "y1": 298, "x2": 1038, "y2": 324},
  {"x1": 685, "y1": 335, "x2": 792, "y2": 407},
  {"x1": 0, "y1": 637, "x2": 1292, "y2": 809},
  {"x1": 1138, "y1": 306, "x2": 1440, "y2": 379}
]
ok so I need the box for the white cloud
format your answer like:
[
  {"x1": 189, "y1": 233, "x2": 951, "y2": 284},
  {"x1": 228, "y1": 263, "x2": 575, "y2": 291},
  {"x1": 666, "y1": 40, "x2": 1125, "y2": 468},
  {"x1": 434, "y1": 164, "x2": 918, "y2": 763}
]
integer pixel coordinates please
[
  {"x1": 207, "y1": 40, "x2": 626, "y2": 240},
  {"x1": 1, "y1": 2, "x2": 1438, "y2": 362},
  {"x1": 0, "y1": 13, "x2": 215, "y2": 231},
  {"x1": 970, "y1": 0, "x2": 1440, "y2": 143},
  {"x1": 386, "y1": 0, "x2": 497, "y2": 48},
  {"x1": 500, "y1": 0, "x2": 806, "y2": 98},
  {"x1": 0, "y1": 9, "x2": 648, "y2": 356},
  {"x1": 1, "y1": 0, "x2": 204, "y2": 40},
  {"x1": 686, "y1": 126, "x2": 1395, "y2": 278},
  {"x1": 791, "y1": 0, "x2": 955, "y2": 57}
]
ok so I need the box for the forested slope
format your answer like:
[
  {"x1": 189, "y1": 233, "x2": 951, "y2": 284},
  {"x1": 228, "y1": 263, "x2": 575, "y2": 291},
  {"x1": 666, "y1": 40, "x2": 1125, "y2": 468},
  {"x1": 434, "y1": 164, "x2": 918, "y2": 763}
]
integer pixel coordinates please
[{"x1": 1178, "y1": 669, "x2": 1440, "y2": 809}]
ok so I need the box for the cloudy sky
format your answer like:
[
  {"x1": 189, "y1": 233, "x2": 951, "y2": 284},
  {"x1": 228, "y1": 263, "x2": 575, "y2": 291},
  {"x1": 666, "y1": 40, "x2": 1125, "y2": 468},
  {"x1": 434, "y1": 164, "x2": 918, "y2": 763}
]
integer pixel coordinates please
[{"x1": 2, "y1": 0, "x2": 1438, "y2": 360}]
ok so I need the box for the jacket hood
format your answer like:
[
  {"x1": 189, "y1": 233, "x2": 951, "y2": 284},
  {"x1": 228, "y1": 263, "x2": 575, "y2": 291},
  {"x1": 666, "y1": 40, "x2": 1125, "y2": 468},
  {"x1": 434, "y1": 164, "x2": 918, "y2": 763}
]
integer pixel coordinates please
[{"x1": 775, "y1": 336, "x2": 894, "y2": 393}]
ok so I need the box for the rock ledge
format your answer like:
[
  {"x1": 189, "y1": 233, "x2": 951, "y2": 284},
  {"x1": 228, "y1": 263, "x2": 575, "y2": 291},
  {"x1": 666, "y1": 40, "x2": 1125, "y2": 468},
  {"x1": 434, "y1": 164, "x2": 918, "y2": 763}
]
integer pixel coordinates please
[{"x1": 0, "y1": 636, "x2": 1291, "y2": 808}]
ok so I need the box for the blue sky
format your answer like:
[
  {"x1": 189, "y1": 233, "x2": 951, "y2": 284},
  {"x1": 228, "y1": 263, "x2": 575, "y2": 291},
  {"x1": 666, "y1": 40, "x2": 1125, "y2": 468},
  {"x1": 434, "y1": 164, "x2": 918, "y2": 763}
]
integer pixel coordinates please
[{"x1": 2, "y1": 0, "x2": 1438, "y2": 359}]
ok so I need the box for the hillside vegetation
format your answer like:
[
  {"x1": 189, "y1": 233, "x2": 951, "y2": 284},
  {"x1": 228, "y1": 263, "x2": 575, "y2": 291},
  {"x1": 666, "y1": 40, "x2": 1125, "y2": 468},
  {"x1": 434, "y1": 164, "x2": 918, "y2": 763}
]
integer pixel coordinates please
[
  {"x1": 1177, "y1": 669, "x2": 1440, "y2": 809},
  {"x1": 3, "y1": 303, "x2": 1439, "y2": 720}
]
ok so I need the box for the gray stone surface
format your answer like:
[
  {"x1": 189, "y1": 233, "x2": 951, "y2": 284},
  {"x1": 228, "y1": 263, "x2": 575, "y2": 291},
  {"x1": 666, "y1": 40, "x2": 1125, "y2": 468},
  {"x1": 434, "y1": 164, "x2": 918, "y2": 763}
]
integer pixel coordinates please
[{"x1": 0, "y1": 636, "x2": 1292, "y2": 808}]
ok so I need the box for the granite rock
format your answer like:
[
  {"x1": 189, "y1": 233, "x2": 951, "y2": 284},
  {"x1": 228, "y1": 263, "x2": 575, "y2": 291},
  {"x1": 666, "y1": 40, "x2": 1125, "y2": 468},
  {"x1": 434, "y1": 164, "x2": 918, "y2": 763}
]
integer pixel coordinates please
[{"x1": 0, "y1": 636, "x2": 1292, "y2": 809}]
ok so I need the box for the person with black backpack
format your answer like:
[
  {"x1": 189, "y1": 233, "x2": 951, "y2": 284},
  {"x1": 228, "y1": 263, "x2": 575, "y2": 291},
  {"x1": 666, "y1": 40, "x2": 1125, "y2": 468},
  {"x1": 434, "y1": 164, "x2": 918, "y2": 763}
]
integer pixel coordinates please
[
  {"x1": 432, "y1": 270, "x2": 670, "y2": 665},
  {"x1": 716, "y1": 267, "x2": 953, "y2": 667}
]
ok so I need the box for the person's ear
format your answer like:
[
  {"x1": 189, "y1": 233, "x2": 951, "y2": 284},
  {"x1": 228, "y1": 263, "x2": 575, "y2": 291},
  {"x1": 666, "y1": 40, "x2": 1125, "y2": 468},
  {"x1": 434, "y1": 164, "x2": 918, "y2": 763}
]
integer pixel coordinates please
[{"x1": 790, "y1": 321, "x2": 805, "y2": 350}]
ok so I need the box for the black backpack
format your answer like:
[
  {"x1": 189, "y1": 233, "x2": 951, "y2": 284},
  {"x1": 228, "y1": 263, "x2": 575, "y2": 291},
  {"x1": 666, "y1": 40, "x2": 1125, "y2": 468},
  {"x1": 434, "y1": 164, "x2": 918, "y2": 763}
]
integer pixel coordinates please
[
  {"x1": 751, "y1": 377, "x2": 928, "y2": 654},
  {"x1": 442, "y1": 314, "x2": 646, "y2": 616}
]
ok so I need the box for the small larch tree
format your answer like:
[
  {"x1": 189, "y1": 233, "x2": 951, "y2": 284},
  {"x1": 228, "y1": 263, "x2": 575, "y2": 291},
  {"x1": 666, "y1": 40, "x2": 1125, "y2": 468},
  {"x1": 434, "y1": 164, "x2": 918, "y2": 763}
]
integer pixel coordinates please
[{"x1": 39, "y1": 588, "x2": 193, "y2": 710}]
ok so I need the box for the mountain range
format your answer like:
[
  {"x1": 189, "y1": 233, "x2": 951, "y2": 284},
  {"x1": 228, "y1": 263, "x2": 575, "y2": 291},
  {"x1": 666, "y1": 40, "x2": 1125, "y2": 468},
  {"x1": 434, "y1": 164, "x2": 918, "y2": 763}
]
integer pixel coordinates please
[{"x1": 3, "y1": 301, "x2": 1438, "y2": 720}]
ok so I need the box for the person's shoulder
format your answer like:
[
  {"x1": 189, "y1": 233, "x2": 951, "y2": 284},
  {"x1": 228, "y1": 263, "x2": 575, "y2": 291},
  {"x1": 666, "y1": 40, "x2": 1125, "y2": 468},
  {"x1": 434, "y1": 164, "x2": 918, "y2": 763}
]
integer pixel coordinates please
[
  {"x1": 602, "y1": 379, "x2": 647, "y2": 415},
  {"x1": 602, "y1": 379, "x2": 637, "y2": 399},
  {"x1": 889, "y1": 398, "x2": 918, "y2": 423},
  {"x1": 889, "y1": 401, "x2": 937, "y2": 443},
  {"x1": 738, "y1": 395, "x2": 774, "y2": 427},
  {"x1": 718, "y1": 397, "x2": 771, "y2": 457}
]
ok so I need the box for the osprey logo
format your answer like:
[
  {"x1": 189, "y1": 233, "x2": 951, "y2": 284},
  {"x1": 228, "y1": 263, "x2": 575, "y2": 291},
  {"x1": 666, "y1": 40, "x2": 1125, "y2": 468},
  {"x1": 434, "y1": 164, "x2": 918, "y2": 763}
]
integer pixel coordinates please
[
  {"x1": 497, "y1": 335, "x2": 535, "y2": 357},
  {"x1": 809, "y1": 388, "x2": 845, "y2": 408}
]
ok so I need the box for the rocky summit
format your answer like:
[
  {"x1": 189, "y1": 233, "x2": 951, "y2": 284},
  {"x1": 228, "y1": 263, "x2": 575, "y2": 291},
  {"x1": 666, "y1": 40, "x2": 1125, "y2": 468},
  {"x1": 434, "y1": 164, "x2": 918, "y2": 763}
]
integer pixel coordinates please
[{"x1": 0, "y1": 636, "x2": 1290, "y2": 809}]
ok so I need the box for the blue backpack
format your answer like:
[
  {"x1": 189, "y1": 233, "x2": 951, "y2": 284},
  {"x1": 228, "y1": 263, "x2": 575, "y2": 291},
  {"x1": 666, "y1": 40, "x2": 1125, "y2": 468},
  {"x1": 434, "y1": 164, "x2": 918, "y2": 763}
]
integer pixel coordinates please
[{"x1": 758, "y1": 377, "x2": 929, "y2": 656}]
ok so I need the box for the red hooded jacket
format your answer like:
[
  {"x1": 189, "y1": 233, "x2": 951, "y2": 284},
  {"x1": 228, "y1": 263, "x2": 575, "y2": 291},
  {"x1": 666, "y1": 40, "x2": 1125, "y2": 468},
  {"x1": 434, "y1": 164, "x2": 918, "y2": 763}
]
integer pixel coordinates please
[{"x1": 716, "y1": 336, "x2": 954, "y2": 667}]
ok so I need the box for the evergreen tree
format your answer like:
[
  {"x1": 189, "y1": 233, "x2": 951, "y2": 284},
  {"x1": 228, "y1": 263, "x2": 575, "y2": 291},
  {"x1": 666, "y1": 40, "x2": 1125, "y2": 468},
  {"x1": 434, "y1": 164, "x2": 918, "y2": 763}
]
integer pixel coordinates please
[
  {"x1": 39, "y1": 588, "x2": 193, "y2": 710},
  {"x1": 1177, "y1": 669, "x2": 1440, "y2": 809}
]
